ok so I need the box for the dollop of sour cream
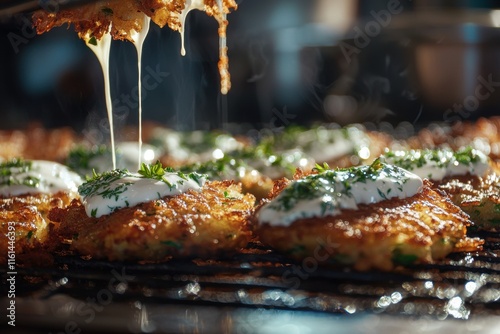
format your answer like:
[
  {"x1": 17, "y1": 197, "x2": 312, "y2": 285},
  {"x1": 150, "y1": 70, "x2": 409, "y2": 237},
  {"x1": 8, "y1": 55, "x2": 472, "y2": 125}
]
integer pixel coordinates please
[
  {"x1": 0, "y1": 160, "x2": 83, "y2": 197},
  {"x1": 381, "y1": 147, "x2": 490, "y2": 181},
  {"x1": 257, "y1": 161, "x2": 423, "y2": 227},
  {"x1": 79, "y1": 169, "x2": 207, "y2": 218}
]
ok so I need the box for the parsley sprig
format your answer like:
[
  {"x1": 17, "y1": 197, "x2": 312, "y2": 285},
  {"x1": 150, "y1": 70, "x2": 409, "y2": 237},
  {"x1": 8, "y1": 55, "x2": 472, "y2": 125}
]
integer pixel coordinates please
[
  {"x1": 138, "y1": 161, "x2": 207, "y2": 189},
  {"x1": 79, "y1": 162, "x2": 207, "y2": 200},
  {"x1": 138, "y1": 161, "x2": 174, "y2": 189},
  {"x1": 313, "y1": 162, "x2": 330, "y2": 173}
]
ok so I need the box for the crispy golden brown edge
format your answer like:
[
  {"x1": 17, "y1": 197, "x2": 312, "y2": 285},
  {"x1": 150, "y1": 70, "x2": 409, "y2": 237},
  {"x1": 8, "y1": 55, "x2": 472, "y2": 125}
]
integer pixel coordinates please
[
  {"x1": 433, "y1": 172, "x2": 500, "y2": 230},
  {"x1": 255, "y1": 179, "x2": 483, "y2": 271},
  {"x1": 32, "y1": 0, "x2": 146, "y2": 42},
  {"x1": 0, "y1": 192, "x2": 75, "y2": 265}
]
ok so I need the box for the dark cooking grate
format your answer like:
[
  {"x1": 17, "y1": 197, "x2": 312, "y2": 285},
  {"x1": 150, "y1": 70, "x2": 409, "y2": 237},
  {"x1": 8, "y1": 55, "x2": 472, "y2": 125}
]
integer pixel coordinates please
[{"x1": 3, "y1": 232, "x2": 500, "y2": 320}]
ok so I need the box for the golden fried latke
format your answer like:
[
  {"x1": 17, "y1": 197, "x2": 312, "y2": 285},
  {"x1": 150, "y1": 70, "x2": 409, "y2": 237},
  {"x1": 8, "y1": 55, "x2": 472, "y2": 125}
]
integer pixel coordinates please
[
  {"x1": 33, "y1": 0, "x2": 146, "y2": 42},
  {"x1": 435, "y1": 173, "x2": 500, "y2": 230},
  {"x1": 256, "y1": 180, "x2": 482, "y2": 271},
  {"x1": 407, "y1": 117, "x2": 500, "y2": 161},
  {"x1": 48, "y1": 181, "x2": 255, "y2": 261},
  {"x1": 139, "y1": 0, "x2": 237, "y2": 30},
  {"x1": 0, "y1": 192, "x2": 74, "y2": 265},
  {"x1": 32, "y1": 0, "x2": 237, "y2": 93},
  {"x1": 0, "y1": 124, "x2": 77, "y2": 162}
]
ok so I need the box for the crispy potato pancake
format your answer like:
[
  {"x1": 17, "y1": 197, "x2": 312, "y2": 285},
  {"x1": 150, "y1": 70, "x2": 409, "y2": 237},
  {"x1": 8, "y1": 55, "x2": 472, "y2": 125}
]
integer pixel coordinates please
[
  {"x1": 0, "y1": 192, "x2": 74, "y2": 265},
  {"x1": 139, "y1": 0, "x2": 237, "y2": 30},
  {"x1": 0, "y1": 125, "x2": 77, "y2": 162},
  {"x1": 48, "y1": 181, "x2": 255, "y2": 261},
  {"x1": 258, "y1": 125, "x2": 393, "y2": 169},
  {"x1": 33, "y1": 0, "x2": 146, "y2": 42},
  {"x1": 379, "y1": 148, "x2": 500, "y2": 230},
  {"x1": 435, "y1": 173, "x2": 500, "y2": 230},
  {"x1": 407, "y1": 117, "x2": 500, "y2": 161},
  {"x1": 179, "y1": 158, "x2": 274, "y2": 201},
  {"x1": 256, "y1": 179, "x2": 482, "y2": 271},
  {"x1": 33, "y1": 0, "x2": 237, "y2": 93}
]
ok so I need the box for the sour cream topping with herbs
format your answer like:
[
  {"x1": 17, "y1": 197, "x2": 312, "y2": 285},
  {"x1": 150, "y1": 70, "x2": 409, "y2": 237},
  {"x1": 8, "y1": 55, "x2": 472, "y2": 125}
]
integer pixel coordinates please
[
  {"x1": 268, "y1": 125, "x2": 371, "y2": 163},
  {"x1": 380, "y1": 147, "x2": 490, "y2": 181},
  {"x1": 0, "y1": 159, "x2": 83, "y2": 197},
  {"x1": 257, "y1": 161, "x2": 423, "y2": 227},
  {"x1": 67, "y1": 142, "x2": 159, "y2": 178},
  {"x1": 79, "y1": 163, "x2": 207, "y2": 218}
]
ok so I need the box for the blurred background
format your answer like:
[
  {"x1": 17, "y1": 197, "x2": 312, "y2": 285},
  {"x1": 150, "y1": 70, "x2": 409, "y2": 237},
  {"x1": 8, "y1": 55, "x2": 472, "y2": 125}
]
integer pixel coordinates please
[{"x1": 1, "y1": 0, "x2": 500, "y2": 135}]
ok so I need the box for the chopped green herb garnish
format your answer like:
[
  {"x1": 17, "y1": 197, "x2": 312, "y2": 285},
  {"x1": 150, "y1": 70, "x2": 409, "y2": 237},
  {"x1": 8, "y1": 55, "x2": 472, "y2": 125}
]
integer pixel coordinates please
[
  {"x1": 269, "y1": 159, "x2": 411, "y2": 213},
  {"x1": 377, "y1": 188, "x2": 387, "y2": 200},
  {"x1": 138, "y1": 161, "x2": 206, "y2": 189},
  {"x1": 79, "y1": 169, "x2": 130, "y2": 198},
  {"x1": 0, "y1": 159, "x2": 41, "y2": 188},
  {"x1": 79, "y1": 163, "x2": 207, "y2": 215},
  {"x1": 381, "y1": 147, "x2": 487, "y2": 175},
  {"x1": 88, "y1": 36, "x2": 97, "y2": 46},
  {"x1": 313, "y1": 162, "x2": 330, "y2": 173},
  {"x1": 160, "y1": 240, "x2": 183, "y2": 250},
  {"x1": 66, "y1": 145, "x2": 108, "y2": 172},
  {"x1": 286, "y1": 245, "x2": 306, "y2": 254},
  {"x1": 223, "y1": 190, "x2": 238, "y2": 200},
  {"x1": 101, "y1": 7, "x2": 113, "y2": 15},
  {"x1": 392, "y1": 249, "x2": 418, "y2": 266}
]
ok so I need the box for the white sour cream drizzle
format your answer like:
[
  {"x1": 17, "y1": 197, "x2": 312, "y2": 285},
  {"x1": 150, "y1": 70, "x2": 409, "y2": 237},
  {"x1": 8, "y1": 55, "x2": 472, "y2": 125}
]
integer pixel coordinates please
[
  {"x1": 80, "y1": 170, "x2": 206, "y2": 218},
  {"x1": 130, "y1": 14, "x2": 152, "y2": 170},
  {"x1": 257, "y1": 163, "x2": 423, "y2": 227},
  {"x1": 381, "y1": 148, "x2": 490, "y2": 181},
  {"x1": 179, "y1": 0, "x2": 206, "y2": 56},
  {"x1": 85, "y1": 15, "x2": 153, "y2": 171},
  {"x1": 0, "y1": 160, "x2": 83, "y2": 197},
  {"x1": 86, "y1": 30, "x2": 115, "y2": 169}
]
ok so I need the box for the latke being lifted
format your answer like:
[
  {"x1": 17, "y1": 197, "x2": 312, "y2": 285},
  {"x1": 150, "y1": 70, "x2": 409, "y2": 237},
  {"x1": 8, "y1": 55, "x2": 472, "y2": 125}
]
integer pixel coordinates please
[{"x1": 32, "y1": 0, "x2": 237, "y2": 93}]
